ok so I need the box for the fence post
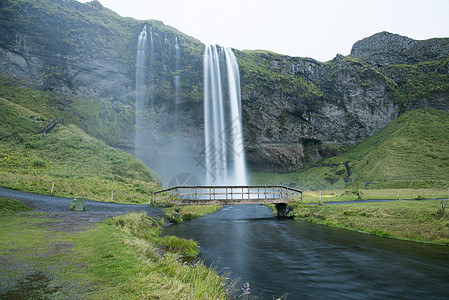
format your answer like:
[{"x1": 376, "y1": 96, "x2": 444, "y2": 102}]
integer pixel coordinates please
[{"x1": 396, "y1": 188, "x2": 399, "y2": 200}]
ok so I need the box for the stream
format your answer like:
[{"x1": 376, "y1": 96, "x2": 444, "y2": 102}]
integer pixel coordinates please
[{"x1": 163, "y1": 204, "x2": 449, "y2": 299}]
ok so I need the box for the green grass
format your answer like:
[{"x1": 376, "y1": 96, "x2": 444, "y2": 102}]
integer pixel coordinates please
[
  {"x1": 0, "y1": 97, "x2": 161, "y2": 204},
  {"x1": 300, "y1": 188, "x2": 449, "y2": 203},
  {"x1": 288, "y1": 200, "x2": 449, "y2": 245},
  {"x1": 252, "y1": 108, "x2": 449, "y2": 190},
  {"x1": 0, "y1": 198, "x2": 33, "y2": 215},
  {"x1": 163, "y1": 205, "x2": 222, "y2": 223},
  {"x1": 0, "y1": 208, "x2": 229, "y2": 299}
]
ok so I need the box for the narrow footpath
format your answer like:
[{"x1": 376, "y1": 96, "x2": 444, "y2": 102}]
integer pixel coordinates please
[{"x1": 0, "y1": 187, "x2": 163, "y2": 231}]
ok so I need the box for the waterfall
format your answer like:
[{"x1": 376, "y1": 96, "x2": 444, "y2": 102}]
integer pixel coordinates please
[
  {"x1": 135, "y1": 25, "x2": 147, "y2": 157},
  {"x1": 223, "y1": 47, "x2": 247, "y2": 185},
  {"x1": 174, "y1": 35, "x2": 181, "y2": 105},
  {"x1": 149, "y1": 26, "x2": 154, "y2": 83},
  {"x1": 203, "y1": 45, "x2": 248, "y2": 185}
]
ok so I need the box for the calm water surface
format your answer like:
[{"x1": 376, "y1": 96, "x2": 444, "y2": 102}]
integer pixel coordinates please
[{"x1": 163, "y1": 204, "x2": 449, "y2": 299}]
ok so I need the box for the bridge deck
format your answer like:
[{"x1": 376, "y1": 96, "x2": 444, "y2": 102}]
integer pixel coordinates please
[{"x1": 152, "y1": 185, "x2": 302, "y2": 205}]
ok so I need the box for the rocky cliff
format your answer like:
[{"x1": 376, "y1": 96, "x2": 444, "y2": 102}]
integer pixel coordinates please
[
  {"x1": 350, "y1": 31, "x2": 449, "y2": 67},
  {"x1": 1, "y1": 0, "x2": 448, "y2": 178}
]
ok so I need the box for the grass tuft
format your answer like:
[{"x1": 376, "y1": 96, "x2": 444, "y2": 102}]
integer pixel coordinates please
[{"x1": 0, "y1": 197, "x2": 33, "y2": 216}]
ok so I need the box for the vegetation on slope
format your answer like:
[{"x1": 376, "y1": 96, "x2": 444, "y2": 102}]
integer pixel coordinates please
[
  {"x1": 384, "y1": 58, "x2": 449, "y2": 111},
  {"x1": 252, "y1": 108, "x2": 449, "y2": 190},
  {"x1": 0, "y1": 77, "x2": 135, "y2": 145},
  {"x1": 0, "y1": 97, "x2": 161, "y2": 203}
]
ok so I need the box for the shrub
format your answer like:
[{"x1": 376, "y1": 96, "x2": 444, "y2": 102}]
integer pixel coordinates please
[
  {"x1": 32, "y1": 159, "x2": 47, "y2": 168},
  {"x1": 435, "y1": 200, "x2": 448, "y2": 218}
]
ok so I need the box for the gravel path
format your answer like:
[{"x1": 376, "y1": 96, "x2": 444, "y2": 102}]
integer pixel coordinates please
[{"x1": 0, "y1": 187, "x2": 164, "y2": 225}]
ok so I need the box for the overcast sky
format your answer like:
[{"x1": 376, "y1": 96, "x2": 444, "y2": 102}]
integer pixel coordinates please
[{"x1": 78, "y1": 0, "x2": 449, "y2": 62}]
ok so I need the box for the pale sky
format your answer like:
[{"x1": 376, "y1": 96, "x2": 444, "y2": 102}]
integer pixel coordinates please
[{"x1": 78, "y1": 0, "x2": 449, "y2": 62}]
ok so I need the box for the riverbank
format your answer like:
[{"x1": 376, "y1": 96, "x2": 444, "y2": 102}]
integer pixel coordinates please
[
  {"x1": 0, "y1": 197, "x2": 229, "y2": 299},
  {"x1": 289, "y1": 199, "x2": 449, "y2": 245},
  {"x1": 301, "y1": 188, "x2": 449, "y2": 203},
  {"x1": 163, "y1": 205, "x2": 223, "y2": 223}
]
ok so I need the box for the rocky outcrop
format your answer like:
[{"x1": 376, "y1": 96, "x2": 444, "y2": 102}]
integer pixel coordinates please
[
  {"x1": 350, "y1": 31, "x2": 449, "y2": 67},
  {"x1": 0, "y1": 0, "x2": 448, "y2": 176}
]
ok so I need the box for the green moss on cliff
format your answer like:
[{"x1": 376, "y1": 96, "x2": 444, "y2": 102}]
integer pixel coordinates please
[
  {"x1": 383, "y1": 58, "x2": 449, "y2": 111},
  {"x1": 319, "y1": 56, "x2": 398, "y2": 95},
  {"x1": 235, "y1": 50, "x2": 323, "y2": 99}
]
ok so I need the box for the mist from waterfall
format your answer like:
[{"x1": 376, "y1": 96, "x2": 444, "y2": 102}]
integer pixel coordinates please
[
  {"x1": 135, "y1": 26, "x2": 204, "y2": 186},
  {"x1": 203, "y1": 45, "x2": 248, "y2": 185}
]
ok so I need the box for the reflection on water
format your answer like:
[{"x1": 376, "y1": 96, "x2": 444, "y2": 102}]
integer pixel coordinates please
[{"x1": 163, "y1": 204, "x2": 449, "y2": 299}]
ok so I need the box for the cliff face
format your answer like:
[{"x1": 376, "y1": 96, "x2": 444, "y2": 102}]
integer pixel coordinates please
[
  {"x1": 0, "y1": 0, "x2": 134, "y2": 98},
  {"x1": 1, "y1": 0, "x2": 448, "y2": 176},
  {"x1": 0, "y1": 0, "x2": 204, "y2": 146},
  {"x1": 350, "y1": 31, "x2": 449, "y2": 67},
  {"x1": 235, "y1": 50, "x2": 401, "y2": 171}
]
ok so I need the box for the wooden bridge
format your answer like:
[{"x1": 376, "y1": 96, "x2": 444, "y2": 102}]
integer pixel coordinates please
[{"x1": 152, "y1": 185, "x2": 303, "y2": 216}]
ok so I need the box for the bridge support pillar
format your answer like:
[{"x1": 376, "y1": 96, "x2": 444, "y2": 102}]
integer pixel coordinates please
[{"x1": 275, "y1": 203, "x2": 288, "y2": 217}]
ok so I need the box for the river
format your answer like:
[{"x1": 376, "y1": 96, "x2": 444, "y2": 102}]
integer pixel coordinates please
[{"x1": 163, "y1": 204, "x2": 449, "y2": 299}]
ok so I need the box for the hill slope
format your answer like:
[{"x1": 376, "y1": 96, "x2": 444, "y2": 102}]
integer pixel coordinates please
[
  {"x1": 0, "y1": 97, "x2": 161, "y2": 203},
  {"x1": 252, "y1": 108, "x2": 449, "y2": 190},
  {"x1": 0, "y1": 0, "x2": 448, "y2": 177}
]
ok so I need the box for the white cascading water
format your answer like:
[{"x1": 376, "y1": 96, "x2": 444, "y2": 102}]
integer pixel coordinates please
[
  {"x1": 203, "y1": 45, "x2": 248, "y2": 186},
  {"x1": 135, "y1": 25, "x2": 147, "y2": 158},
  {"x1": 174, "y1": 35, "x2": 181, "y2": 106}
]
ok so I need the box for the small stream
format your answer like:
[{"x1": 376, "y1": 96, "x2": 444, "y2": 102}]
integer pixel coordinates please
[{"x1": 163, "y1": 204, "x2": 449, "y2": 299}]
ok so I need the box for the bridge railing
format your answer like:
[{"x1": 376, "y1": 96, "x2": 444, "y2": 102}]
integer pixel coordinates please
[{"x1": 152, "y1": 185, "x2": 303, "y2": 204}]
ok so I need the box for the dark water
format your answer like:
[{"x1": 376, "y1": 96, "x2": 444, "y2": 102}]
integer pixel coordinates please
[{"x1": 163, "y1": 204, "x2": 449, "y2": 299}]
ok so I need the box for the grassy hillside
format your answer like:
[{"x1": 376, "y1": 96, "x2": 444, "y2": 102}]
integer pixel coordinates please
[
  {"x1": 252, "y1": 108, "x2": 449, "y2": 190},
  {"x1": 0, "y1": 77, "x2": 135, "y2": 145},
  {"x1": 0, "y1": 97, "x2": 161, "y2": 203}
]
